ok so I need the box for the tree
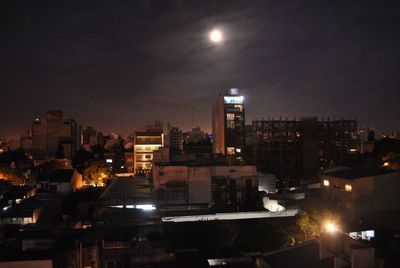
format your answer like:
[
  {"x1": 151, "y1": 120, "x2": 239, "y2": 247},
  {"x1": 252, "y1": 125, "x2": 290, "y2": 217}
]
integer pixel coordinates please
[
  {"x1": 72, "y1": 149, "x2": 95, "y2": 173},
  {"x1": 208, "y1": 222, "x2": 239, "y2": 255},
  {"x1": 296, "y1": 212, "x2": 320, "y2": 240},
  {"x1": 234, "y1": 222, "x2": 287, "y2": 253},
  {"x1": 296, "y1": 209, "x2": 342, "y2": 241},
  {"x1": 83, "y1": 160, "x2": 110, "y2": 186}
]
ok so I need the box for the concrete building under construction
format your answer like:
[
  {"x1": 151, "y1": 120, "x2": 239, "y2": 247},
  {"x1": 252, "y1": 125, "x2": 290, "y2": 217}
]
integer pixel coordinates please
[{"x1": 252, "y1": 116, "x2": 359, "y2": 183}]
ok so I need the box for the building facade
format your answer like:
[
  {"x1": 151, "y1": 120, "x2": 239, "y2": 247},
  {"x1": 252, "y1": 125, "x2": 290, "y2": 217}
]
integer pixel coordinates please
[
  {"x1": 167, "y1": 126, "x2": 183, "y2": 154},
  {"x1": 133, "y1": 128, "x2": 164, "y2": 175},
  {"x1": 321, "y1": 168, "x2": 400, "y2": 214},
  {"x1": 153, "y1": 164, "x2": 259, "y2": 211},
  {"x1": 82, "y1": 126, "x2": 98, "y2": 150},
  {"x1": 252, "y1": 117, "x2": 359, "y2": 182},
  {"x1": 153, "y1": 164, "x2": 212, "y2": 208},
  {"x1": 32, "y1": 111, "x2": 80, "y2": 159},
  {"x1": 0, "y1": 139, "x2": 6, "y2": 154},
  {"x1": 212, "y1": 88, "x2": 245, "y2": 156}
]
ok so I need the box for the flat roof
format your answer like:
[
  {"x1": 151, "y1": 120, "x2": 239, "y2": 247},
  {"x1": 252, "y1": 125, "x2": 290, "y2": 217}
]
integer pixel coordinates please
[
  {"x1": 135, "y1": 131, "x2": 162, "y2": 136},
  {"x1": 262, "y1": 240, "x2": 330, "y2": 268},
  {"x1": 155, "y1": 161, "x2": 257, "y2": 167},
  {"x1": 324, "y1": 168, "x2": 397, "y2": 180},
  {"x1": 97, "y1": 176, "x2": 154, "y2": 206},
  {"x1": 161, "y1": 209, "x2": 298, "y2": 222},
  {"x1": 0, "y1": 195, "x2": 51, "y2": 218}
]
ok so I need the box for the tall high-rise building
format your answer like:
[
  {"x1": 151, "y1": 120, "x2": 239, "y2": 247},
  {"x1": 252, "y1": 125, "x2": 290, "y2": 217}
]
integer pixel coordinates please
[
  {"x1": 212, "y1": 88, "x2": 245, "y2": 155},
  {"x1": 31, "y1": 111, "x2": 80, "y2": 159}
]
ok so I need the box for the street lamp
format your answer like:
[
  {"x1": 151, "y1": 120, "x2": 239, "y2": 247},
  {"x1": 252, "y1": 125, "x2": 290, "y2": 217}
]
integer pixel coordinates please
[{"x1": 324, "y1": 221, "x2": 339, "y2": 233}]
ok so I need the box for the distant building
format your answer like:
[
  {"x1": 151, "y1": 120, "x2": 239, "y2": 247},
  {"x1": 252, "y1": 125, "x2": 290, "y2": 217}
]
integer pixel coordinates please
[
  {"x1": 133, "y1": 122, "x2": 164, "y2": 175},
  {"x1": 212, "y1": 88, "x2": 245, "y2": 156},
  {"x1": 381, "y1": 130, "x2": 397, "y2": 139},
  {"x1": 103, "y1": 134, "x2": 126, "y2": 173},
  {"x1": 6, "y1": 139, "x2": 21, "y2": 151},
  {"x1": 321, "y1": 167, "x2": 400, "y2": 214},
  {"x1": 167, "y1": 126, "x2": 183, "y2": 154},
  {"x1": 123, "y1": 135, "x2": 134, "y2": 173},
  {"x1": 82, "y1": 126, "x2": 98, "y2": 149},
  {"x1": 0, "y1": 139, "x2": 6, "y2": 153},
  {"x1": 252, "y1": 117, "x2": 359, "y2": 182},
  {"x1": 184, "y1": 126, "x2": 207, "y2": 144},
  {"x1": 31, "y1": 111, "x2": 81, "y2": 159},
  {"x1": 182, "y1": 127, "x2": 212, "y2": 159},
  {"x1": 38, "y1": 169, "x2": 82, "y2": 193},
  {"x1": 31, "y1": 118, "x2": 47, "y2": 153},
  {"x1": 20, "y1": 130, "x2": 32, "y2": 150},
  {"x1": 124, "y1": 151, "x2": 134, "y2": 173}
]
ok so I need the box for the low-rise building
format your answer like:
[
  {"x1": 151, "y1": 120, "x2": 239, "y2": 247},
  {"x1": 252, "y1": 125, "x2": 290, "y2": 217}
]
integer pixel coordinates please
[
  {"x1": 133, "y1": 127, "x2": 164, "y2": 175},
  {"x1": 211, "y1": 165, "x2": 259, "y2": 210},
  {"x1": 259, "y1": 232, "x2": 375, "y2": 268},
  {"x1": 38, "y1": 169, "x2": 82, "y2": 193},
  {"x1": 0, "y1": 194, "x2": 52, "y2": 225},
  {"x1": 153, "y1": 163, "x2": 259, "y2": 211},
  {"x1": 153, "y1": 164, "x2": 212, "y2": 209},
  {"x1": 95, "y1": 176, "x2": 174, "y2": 267},
  {"x1": 321, "y1": 168, "x2": 400, "y2": 214}
]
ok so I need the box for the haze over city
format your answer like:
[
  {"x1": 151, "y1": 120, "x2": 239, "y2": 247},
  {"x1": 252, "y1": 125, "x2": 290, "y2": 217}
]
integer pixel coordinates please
[
  {"x1": 1, "y1": 0, "x2": 400, "y2": 139},
  {"x1": 1, "y1": 1, "x2": 400, "y2": 267}
]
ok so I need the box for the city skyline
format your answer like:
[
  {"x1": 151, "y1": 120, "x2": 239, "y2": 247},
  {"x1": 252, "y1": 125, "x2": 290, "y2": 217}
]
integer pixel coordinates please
[{"x1": 1, "y1": 0, "x2": 400, "y2": 139}]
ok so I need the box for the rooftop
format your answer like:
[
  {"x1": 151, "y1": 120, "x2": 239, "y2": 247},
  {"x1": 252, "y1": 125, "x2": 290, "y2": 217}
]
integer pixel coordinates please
[
  {"x1": 97, "y1": 176, "x2": 154, "y2": 206},
  {"x1": 262, "y1": 240, "x2": 332, "y2": 268},
  {"x1": 324, "y1": 167, "x2": 398, "y2": 180},
  {"x1": 38, "y1": 169, "x2": 77, "y2": 183},
  {"x1": 135, "y1": 131, "x2": 163, "y2": 136}
]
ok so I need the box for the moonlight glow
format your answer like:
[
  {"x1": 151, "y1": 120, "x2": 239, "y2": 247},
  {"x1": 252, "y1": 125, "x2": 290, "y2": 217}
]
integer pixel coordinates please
[{"x1": 209, "y1": 29, "x2": 223, "y2": 43}]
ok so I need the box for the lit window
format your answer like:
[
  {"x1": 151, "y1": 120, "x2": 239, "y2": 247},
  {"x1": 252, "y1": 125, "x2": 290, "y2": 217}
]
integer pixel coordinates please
[
  {"x1": 227, "y1": 147, "x2": 235, "y2": 155},
  {"x1": 226, "y1": 113, "x2": 235, "y2": 120},
  {"x1": 106, "y1": 159, "x2": 113, "y2": 163},
  {"x1": 345, "y1": 184, "x2": 352, "y2": 192},
  {"x1": 234, "y1": 105, "x2": 243, "y2": 111},
  {"x1": 323, "y1": 179, "x2": 330, "y2": 187},
  {"x1": 227, "y1": 121, "x2": 235, "y2": 129}
]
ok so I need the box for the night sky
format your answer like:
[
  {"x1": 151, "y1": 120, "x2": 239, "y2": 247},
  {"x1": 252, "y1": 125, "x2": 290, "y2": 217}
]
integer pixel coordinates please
[{"x1": 1, "y1": 0, "x2": 400, "y2": 139}]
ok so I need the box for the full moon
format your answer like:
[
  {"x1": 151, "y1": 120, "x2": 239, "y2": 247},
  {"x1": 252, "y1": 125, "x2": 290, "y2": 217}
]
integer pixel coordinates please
[{"x1": 209, "y1": 29, "x2": 223, "y2": 43}]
